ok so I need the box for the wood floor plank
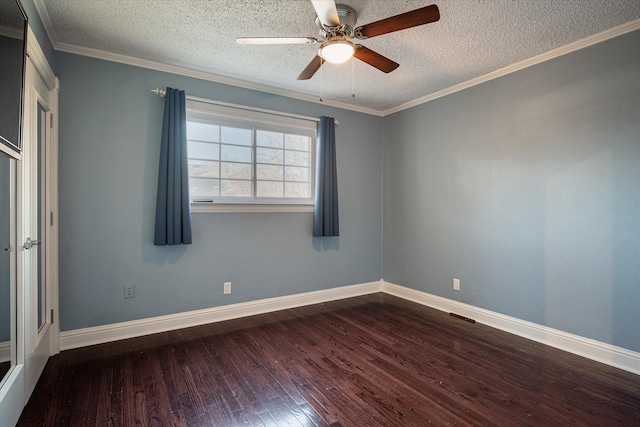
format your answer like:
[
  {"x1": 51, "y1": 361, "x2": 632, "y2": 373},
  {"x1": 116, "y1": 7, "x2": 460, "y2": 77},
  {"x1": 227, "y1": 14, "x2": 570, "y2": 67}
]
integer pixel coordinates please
[
  {"x1": 108, "y1": 354, "x2": 124, "y2": 427},
  {"x1": 95, "y1": 357, "x2": 114, "y2": 425},
  {"x1": 17, "y1": 293, "x2": 640, "y2": 426},
  {"x1": 231, "y1": 333, "x2": 317, "y2": 426},
  {"x1": 290, "y1": 311, "x2": 461, "y2": 425}
]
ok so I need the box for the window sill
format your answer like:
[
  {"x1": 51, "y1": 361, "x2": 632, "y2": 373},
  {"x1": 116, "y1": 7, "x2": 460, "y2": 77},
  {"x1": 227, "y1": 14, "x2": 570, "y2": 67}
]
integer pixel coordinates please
[{"x1": 191, "y1": 203, "x2": 314, "y2": 213}]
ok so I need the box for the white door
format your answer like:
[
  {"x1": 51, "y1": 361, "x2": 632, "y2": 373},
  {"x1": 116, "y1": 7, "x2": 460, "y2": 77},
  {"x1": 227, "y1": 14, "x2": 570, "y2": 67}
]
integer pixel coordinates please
[
  {"x1": 0, "y1": 32, "x2": 58, "y2": 427},
  {"x1": 21, "y1": 56, "x2": 57, "y2": 399}
]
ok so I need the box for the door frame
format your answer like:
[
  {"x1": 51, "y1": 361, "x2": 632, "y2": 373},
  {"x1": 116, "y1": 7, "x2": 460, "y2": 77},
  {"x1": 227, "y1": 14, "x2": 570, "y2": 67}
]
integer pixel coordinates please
[
  {"x1": 0, "y1": 26, "x2": 58, "y2": 426},
  {"x1": 21, "y1": 26, "x2": 59, "y2": 398},
  {"x1": 21, "y1": 53, "x2": 57, "y2": 399}
]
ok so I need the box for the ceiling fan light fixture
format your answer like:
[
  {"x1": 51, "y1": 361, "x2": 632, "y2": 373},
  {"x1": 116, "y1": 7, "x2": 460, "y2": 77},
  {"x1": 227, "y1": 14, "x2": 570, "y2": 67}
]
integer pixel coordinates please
[{"x1": 319, "y1": 40, "x2": 355, "y2": 64}]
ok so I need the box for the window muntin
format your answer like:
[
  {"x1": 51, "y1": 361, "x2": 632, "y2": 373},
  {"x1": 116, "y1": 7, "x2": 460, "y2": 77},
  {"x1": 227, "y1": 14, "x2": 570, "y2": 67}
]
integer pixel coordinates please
[{"x1": 186, "y1": 102, "x2": 315, "y2": 206}]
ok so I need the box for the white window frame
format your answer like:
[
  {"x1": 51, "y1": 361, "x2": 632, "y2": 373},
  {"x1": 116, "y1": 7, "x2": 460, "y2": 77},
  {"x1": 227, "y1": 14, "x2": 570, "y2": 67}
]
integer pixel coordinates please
[{"x1": 186, "y1": 100, "x2": 316, "y2": 213}]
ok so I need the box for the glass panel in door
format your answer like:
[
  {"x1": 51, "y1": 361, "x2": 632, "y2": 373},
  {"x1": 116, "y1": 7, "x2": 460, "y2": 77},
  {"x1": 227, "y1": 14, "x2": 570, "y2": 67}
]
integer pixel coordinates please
[{"x1": 36, "y1": 103, "x2": 46, "y2": 332}]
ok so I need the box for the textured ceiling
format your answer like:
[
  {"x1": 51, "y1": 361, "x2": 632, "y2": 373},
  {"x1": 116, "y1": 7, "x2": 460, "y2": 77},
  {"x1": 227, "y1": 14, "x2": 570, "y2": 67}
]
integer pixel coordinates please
[{"x1": 36, "y1": 0, "x2": 640, "y2": 113}]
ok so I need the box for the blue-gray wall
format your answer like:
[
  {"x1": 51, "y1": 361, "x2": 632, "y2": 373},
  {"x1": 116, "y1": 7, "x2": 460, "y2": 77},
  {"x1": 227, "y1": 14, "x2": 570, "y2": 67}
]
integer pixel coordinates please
[
  {"x1": 53, "y1": 26, "x2": 640, "y2": 355},
  {"x1": 56, "y1": 52, "x2": 383, "y2": 331},
  {"x1": 383, "y1": 30, "x2": 640, "y2": 352}
]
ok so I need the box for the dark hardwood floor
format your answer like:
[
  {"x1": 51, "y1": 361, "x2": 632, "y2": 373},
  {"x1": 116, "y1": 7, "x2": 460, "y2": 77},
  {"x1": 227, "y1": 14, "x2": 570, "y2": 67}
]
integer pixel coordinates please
[{"x1": 17, "y1": 293, "x2": 640, "y2": 426}]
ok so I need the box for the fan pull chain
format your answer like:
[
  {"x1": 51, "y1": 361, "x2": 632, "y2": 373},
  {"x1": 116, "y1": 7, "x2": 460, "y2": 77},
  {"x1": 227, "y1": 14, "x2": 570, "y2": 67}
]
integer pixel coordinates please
[
  {"x1": 319, "y1": 57, "x2": 324, "y2": 102},
  {"x1": 351, "y1": 57, "x2": 355, "y2": 98}
]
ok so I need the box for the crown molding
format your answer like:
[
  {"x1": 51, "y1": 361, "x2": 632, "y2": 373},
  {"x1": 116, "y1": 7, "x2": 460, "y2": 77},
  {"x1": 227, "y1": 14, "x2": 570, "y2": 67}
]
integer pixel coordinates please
[
  {"x1": 383, "y1": 18, "x2": 640, "y2": 116},
  {"x1": 33, "y1": 0, "x2": 59, "y2": 47},
  {"x1": 55, "y1": 42, "x2": 383, "y2": 117},
  {"x1": 31, "y1": 0, "x2": 640, "y2": 117}
]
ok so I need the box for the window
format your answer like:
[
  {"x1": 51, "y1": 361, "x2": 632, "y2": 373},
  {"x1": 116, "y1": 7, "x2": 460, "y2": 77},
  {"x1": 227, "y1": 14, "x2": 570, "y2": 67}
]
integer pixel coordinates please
[{"x1": 186, "y1": 101, "x2": 316, "y2": 212}]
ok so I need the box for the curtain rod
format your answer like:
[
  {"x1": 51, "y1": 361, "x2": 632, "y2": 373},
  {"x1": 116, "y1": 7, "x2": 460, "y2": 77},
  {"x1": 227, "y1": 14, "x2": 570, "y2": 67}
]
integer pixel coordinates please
[{"x1": 151, "y1": 88, "x2": 339, "y2": 126}]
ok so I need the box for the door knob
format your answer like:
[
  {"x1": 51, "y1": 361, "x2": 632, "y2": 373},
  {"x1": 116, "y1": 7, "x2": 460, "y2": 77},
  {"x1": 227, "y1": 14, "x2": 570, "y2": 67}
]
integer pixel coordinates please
[{"x1": 23, "y1": 238, "x2": 41, "y2": 250}]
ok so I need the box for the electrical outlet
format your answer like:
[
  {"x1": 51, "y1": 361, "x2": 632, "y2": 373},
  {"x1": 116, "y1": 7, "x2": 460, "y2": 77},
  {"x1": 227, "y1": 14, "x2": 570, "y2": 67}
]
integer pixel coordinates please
[
  {"x1": 124, "y1": 284, "x2": 135, "y2": 298},
  {"x1": 453, "y1": 278, "x2": 460, "y2": 291},
  {"x1": 224, "y1": 282, "x2": 232, "y2": 295}
]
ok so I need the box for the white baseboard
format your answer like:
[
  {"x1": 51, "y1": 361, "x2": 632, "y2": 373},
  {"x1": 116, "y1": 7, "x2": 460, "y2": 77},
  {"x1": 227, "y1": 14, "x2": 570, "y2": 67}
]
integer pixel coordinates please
[
  {"x1": 60, "y1": 281, "x2": 383, "y2": 351},
  {"x1": 0, "y1": 341, "x2": 9, "y2": 363},
  {"x1": 59, "y1": 279, "x2": 640, "y2": 376},
  {"x1": 382, "y1": 281, "x2": 640, "y2": 376}
]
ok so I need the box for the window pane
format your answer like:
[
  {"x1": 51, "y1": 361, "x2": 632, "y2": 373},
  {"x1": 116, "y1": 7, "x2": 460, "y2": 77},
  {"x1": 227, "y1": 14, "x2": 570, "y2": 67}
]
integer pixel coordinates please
[
  {"x1": 187, "y1": 122, "x2": 219, "y2": 142},
  {"x1": 221, "y1": 145, "x2": 251, "y2": 162},
  {"x1": 257, "y1": 181, "x2": 283, "y2": 198},
  {"x1": 189, "y1": 160, "x2": 219, "y2": 178},
  {"x1": 256, "y1": 164, "x2": 283, "y2": 181},
  {"x1": 221, "y1": 162, "x2": 252, "y2": 179},
  {"x1": 256, "y1": 147, "x2": 283, "y2": 165},
  {"x1": 285, "y1": 150, "x2": 309, "y2": 166},
  {"x1": 186, "y1": 101, "x2": 315, "y2": 204},
  {"x1": 188, "y1": 141, "x2": 219, "y2": 160},
  {"x1": 221, "y1": 180, "x2": 251, "y2": 197},
  {"x1": 257, "y1": 130, "x2": 284, "y2": 148},
  {"x1": 285, "y1": 166, "x2": 309, "y2": 182},
  {"x1": 221, "y1": 126, "x2": 251, "y2": 146},
  {"x1": 285, "y1": 134, "x2": 310, "y2": 151},
  {"x1": 285, "y1": 182, "x2": 310, "y2": 198},
  {"x1": 189, "y1": 178, "x2": 219, "y2": 199}
]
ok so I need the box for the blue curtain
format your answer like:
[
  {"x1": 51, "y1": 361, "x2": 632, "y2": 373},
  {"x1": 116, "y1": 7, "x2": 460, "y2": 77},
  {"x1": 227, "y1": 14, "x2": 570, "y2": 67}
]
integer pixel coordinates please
[
  {"x1": 154, "y1": 87, "x2": 192, "y2": 245},
  {"x1": 313, "y1": 116, "x2": 339, "y2": 237}
]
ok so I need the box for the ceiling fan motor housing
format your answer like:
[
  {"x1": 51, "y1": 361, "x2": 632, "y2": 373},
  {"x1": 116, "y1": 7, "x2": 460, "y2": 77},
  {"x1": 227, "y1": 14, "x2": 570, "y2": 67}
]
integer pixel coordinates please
[
  {"x1": 236, "y1": 1, "x2": 441, "y2": 80},
  {"x1": 317, "y1": 4, "x2": 358, "y2": 38}
]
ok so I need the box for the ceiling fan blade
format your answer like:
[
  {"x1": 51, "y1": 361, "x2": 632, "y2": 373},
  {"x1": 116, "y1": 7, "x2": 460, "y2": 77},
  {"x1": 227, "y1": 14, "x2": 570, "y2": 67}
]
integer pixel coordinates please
[
  {"x1": 237, "y1": 37, "x2": 318, "y2": 45},
  {"x1": 297, "y1": 55, "x2": 324, "y2": 80},
  {"x1": 355, "y1": 4, "x2": 440, "y2": 39},
  {"x1": 311, "y1": 0, "x2": 340, "y2": 27},
  {"x1": 353, "y1": 45, "x2": 399, "y2": 73}
]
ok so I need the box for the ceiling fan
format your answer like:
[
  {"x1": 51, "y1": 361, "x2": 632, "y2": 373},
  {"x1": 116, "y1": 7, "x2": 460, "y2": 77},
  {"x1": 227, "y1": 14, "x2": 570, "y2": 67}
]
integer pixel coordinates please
[{"x1": 237, "y1": 0, "x2": 440, "y2": 80}]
